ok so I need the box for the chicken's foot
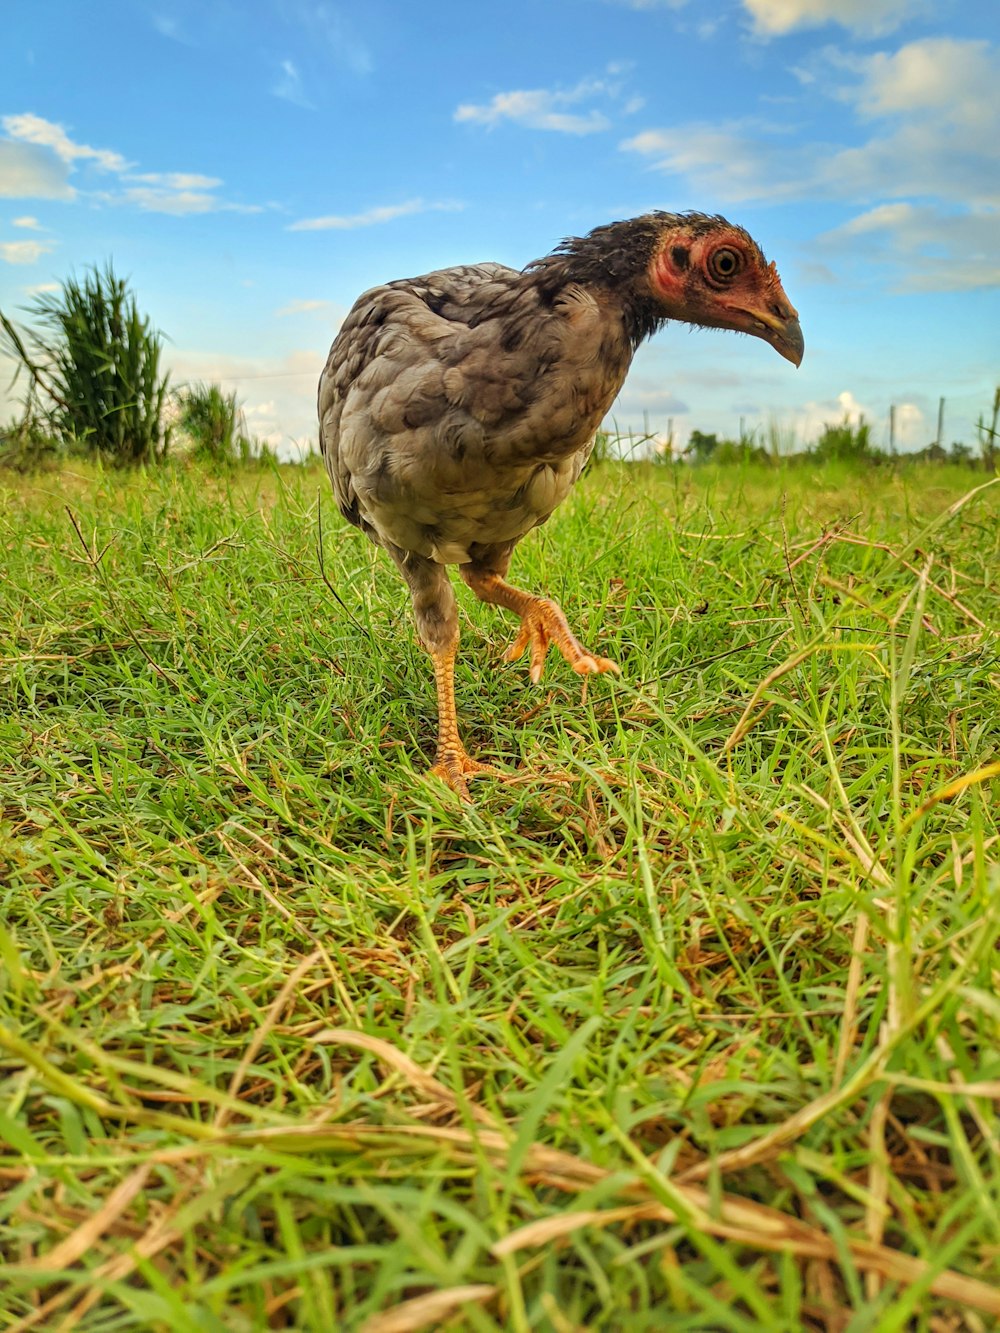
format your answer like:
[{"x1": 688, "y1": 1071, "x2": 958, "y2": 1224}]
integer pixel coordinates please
[
  {"x1": 428, "y1": 642, "x2": 505, "y2": 800},
  {"x1": 462, "y1": 571, "x2": 619, "y2": 685}
]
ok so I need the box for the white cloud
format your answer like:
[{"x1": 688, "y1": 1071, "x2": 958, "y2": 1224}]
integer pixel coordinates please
[
  {"x1": 108, "y1": 171, "x2": 263, "y2": 215},
  {"x1": 741, "y1": 0, "x2": 921, "y2": 36},
  {"x1": 622, "y1": 122, "x2": 811, "y2": 201},
  {"x1": 128, "y1": 171, "x2": 223, "y2": 191},
  {"x1": 891, "y1": 402, "x2": 927, "y2": 448},
  {"x1": 0, "y1": 140, "x2": 74, "y2": 199},
  {"x1": 455, "y1": 71, "x2": 637, "y2": 135},
  {"x1": 825, "y1": 131, "x2": 998, "y2": 211},
  {"x1": 779, "y1": 391, "x2": 926, "y2": 450},
  {"x1": 114, "y1": 186, "x2": 248, "y2": 215},
  {"x1": 823, "y1": 203, "x2": 1000, "y2": 292},
  {"x1": 0, "y1": 112, "x2": 260, "y2": 215},
  {"x1": 0, "y1": 238, "x2": 55, "y2": 265},
  {"x1": 800, "y1": 389, "x2": 871, "y2": 433},
  {"x1": 457, "y1": 90, "x2": 609, "y2": 135},
  {"x1": 2, "y1": 113, "x2": 129, "y2": 172},
  {"x1": 622, "y1": 36, "x2": 1000, "y2": 291},
  {"x1": 12, "y1": 215, "x2": 41, "y2": 229},
  {"x1": 851, "y1": 37, "x2": 994, "y2": 129},
  {"x1": 826, "y1": 38, "x2": 1000, "y2": 209},
  {"x1": 288, "y1": 198, "x2": 461, "y2": 232},
  {"x1": 624, "y1": 101, "x2": 1000, "y2": 213}
]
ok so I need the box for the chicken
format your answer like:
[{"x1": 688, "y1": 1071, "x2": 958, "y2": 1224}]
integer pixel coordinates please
[{"x1": 318, "y1": 211, "x2": 802, "y2": 798}]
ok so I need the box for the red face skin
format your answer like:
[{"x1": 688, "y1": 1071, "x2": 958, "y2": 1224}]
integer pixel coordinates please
[{"x1": 649, "y1": 226, "x2": 804, "y2": 366}]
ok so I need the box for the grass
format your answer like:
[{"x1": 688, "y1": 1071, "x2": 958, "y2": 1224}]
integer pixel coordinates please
[{"x1": 0, "y1": 456, "x2": 998, "y2": 1331}]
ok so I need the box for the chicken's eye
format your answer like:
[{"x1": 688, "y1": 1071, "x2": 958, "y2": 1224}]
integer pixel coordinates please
[{"x1": 707, "y1": 247, "x2": 743, "y2": 283}]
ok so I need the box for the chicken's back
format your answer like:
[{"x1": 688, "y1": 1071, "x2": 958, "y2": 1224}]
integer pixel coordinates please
[{"x1": 318, "y1": 261, "x2": 632, "y2": 565}]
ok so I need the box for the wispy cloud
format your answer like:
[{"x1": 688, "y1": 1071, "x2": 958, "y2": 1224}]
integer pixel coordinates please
[
  {"x1": 455, "y1": 70, "x2": 636, "y2": 135},
  {"x1": 822, "y1": 203, "x2": 1000, "y2": 293},
  {"x1": 128, "y1": 171, "x2": 223, "y2": 191},
  {"x1": 817, "y1": 37, "x2": 998, "y2": 209},
  {"x1": 0, "y1": 113, "x2": 262, "y2": 215},
  {"x1": 115, "y1": 186, "x2": 263, "y2": 216},
  {"x1": 621, "y1": 120, "x2": 812, "y2": 201},
  {"x1": 3, "y1": 112, "x2": 129, "y2": 172},
  {"x1": 304, "y1": 4, "x2": 372, "y2": 77},
  {"x1": 457, "y1": 91, "x2": 609, "y2": 134},
  {"x1": 740, "y1": 0, "x2": 924, "y2": 37},
  {"x1": 0, "y1": 139, "x2": 74, "y2": 199},
  {"x1": 12, "y1": 215, "x2": 42, "y2": 229},
  {"x1": 112, "y1": 169, "x2": 263, "y2": 216},
  {"x1": 624, "y1": 38, "x2": 999, "y2": 205},
  {"x1": 269, "y1": 2, "x2": 373, "y2": 97},
  {"x1": 621, "y1": 35, "x2": 1000, "y2": 291},
  {"x1": 288, "y1": 198, "x2": 462, "y2": 232},
  {"x1": 848, "y1": 36, "x2": 994, "y2": 129},
  {"x1": 0, "y1": 238, "x2": 55, "y2": 265},
  {"x1": 272, "y1": 58, "x2": 315, "y2": 109}
]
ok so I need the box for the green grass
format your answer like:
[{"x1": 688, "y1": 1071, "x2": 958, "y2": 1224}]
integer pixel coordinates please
[{"x1": 1, "y1": 457, "x2": 998, "y2": 1330}]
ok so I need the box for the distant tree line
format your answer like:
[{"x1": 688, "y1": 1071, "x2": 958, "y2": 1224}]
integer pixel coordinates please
[
  {"x1": 0, "y1": 263, "x2": 274, "y2": 472},
  {"x1": 682, "y1": 401, "x2": 998, "y2": 470},
  {"x1": 584, "y1": 393, "x2": 998, "y2": 474}
]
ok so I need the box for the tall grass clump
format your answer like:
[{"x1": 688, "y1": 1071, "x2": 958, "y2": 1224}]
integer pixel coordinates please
[
  {"x1": 811, "y1": 412, "x2": 877, "y2": 463},
  {"x1": 0, "y1": 262, "x2": 171, "y2": 465},
  {"x1": 175, "y1": 381, "x2": 258, "y2": 468}
]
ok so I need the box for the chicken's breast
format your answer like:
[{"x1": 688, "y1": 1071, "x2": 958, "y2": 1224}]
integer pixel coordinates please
[{"x1": 318, "y1": 262, "x2": 631, "y2": 565}]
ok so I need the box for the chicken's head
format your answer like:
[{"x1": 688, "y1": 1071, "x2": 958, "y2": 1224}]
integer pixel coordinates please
[{"x1": 647, "y1": 216, "x2": 803, "y2": 366}]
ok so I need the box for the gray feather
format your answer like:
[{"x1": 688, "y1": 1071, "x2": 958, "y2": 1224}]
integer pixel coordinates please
[{"x1": 318, "y1": 261, "x2": 632, "y2": 566}]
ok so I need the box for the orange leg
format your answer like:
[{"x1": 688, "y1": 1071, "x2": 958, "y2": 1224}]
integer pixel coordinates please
[
  {"x1": 462, "y1": 570, "x2": 619, "y2": 685},
  {"x1": 427, "y1": 642, "x2": 505, "y2": 800}
]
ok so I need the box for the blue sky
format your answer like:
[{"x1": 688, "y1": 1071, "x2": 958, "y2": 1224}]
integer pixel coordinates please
[{"x1": 1, "y1": 0, "x2": 997, "y2": 456}]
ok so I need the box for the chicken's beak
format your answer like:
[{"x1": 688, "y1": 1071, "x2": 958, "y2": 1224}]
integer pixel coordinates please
[
  {"x1": 771, "y1": 313, "x2": 804, "y2": 368},
  {"x1": 737, "y1": 306, "x2": 804, "y2": 367}
]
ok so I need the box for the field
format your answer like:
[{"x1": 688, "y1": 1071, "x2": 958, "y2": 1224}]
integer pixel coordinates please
[{"x1": 1, "y1": 457, "x2": 998, "y2": 1330}]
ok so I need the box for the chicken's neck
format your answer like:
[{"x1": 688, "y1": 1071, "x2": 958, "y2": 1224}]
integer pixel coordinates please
[{"x1": 525, "y1": 214, "x2": 677, "y2": 350}]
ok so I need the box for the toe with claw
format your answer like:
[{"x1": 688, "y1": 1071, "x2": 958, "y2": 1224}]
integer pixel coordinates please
[
  {"x1": 504, "y1": 597, "x2": 619, "y2": 685},
  {"x1": 429, "y1": 746, "x2": 507, "y2": 802}
]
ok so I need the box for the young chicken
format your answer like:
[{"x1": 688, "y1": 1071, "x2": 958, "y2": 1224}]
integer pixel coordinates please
[{"x1": 318, "y1": 212, "x2": 803, "y2": 797}]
